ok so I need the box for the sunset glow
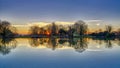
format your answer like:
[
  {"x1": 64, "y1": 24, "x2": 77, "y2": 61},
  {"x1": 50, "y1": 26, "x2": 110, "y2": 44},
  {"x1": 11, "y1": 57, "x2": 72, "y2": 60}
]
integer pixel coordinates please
[{"x1": 0, "y1": 0, "x2": 120, "y2": 68}]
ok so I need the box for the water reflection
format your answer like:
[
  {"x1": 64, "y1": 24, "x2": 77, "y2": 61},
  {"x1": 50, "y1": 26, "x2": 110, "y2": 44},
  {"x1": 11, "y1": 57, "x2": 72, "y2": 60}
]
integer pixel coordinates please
[
  {"x1": 117, "y1": 38, "x2": 120, "y2": 46},
  {"x1": 29, "y1": 37, "x2": 120, "y2": 53},
  {"x1": 29, "y1": 38, "x2": 88, "y2": 52},
  {"x1": 92, "y1": 38, "x2": 119, "y2": 48},
  {"x1": 29, "y1": 38, "x2": 58, "y2": 50},
  {"x1": 0, "y1": 37, "x2": 120, "y2": 55},
  {"x1": 64, "y1": 38, "x2": 88, "y2": 53},
  {"x1": 0, "y1": 38, "x2": 17, "y2": 55}
]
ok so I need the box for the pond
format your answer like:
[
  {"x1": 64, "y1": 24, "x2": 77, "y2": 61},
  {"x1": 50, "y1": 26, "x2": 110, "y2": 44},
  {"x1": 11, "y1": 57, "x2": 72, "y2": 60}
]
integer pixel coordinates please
[{"x1": 0, "y1": 38, "x2": 120, "y2": 68}]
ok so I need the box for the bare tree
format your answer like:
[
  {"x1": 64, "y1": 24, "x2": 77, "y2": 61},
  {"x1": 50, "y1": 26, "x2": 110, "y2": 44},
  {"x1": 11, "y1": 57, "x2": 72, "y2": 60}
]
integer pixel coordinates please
[
  {"x1": 106, "y1": 25, "x2": 112, "y2": 33},
  {"x1": 51, "y1": 22, "x2": 58, "y2": 36},
  {"x1": 39, "y1": 27, "x2": 44, "y2": 35},
  {"x1": 68, "y1": 26, "x2": 75, "y2": 38},
  {"x1": 29, "y1": 26, "x2": 40, "y2": 35},
  {"x1": 0, "y1": 20, "x2": 16, "y2": 37},
  {"x1": 74, "y1": 20, "x2": 88, "y2": 35},
  {"x1": 117, "y1": 28, "x2": 120, "y2": 36}
]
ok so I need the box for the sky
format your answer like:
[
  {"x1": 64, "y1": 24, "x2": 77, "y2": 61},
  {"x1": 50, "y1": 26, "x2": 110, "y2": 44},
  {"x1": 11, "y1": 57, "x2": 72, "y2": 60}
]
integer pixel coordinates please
[{"x1": 0, "y1": 0, "x2": 120, "y2": 34}]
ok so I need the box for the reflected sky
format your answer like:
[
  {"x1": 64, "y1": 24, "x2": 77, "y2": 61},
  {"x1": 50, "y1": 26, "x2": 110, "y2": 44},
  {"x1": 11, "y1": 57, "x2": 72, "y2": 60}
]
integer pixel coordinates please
[{"x1": 0, "y1": 38, "x2": 120, "y2": 68}]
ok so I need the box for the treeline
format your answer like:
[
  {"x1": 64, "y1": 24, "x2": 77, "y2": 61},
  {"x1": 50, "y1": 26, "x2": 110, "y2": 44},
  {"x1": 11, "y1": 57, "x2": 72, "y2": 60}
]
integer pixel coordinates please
[
  {"x1": 28, "y1": 20, "x2": 88, "y2": 38},
  {"x1": 29, "y1": 20, "x2": 120, "y2": 38},
  {"x1": 0, "y1": 20, "x2": 120, "y2": 38},
  {"x1": 90, "y1": 25, "x2": 120, "y2": 38}
]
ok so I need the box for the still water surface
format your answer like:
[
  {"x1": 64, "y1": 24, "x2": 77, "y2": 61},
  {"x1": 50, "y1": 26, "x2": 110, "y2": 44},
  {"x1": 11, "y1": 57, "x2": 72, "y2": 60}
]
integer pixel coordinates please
[{"x1": 0, "y1": 38, "x2": 120, "y2": 68}]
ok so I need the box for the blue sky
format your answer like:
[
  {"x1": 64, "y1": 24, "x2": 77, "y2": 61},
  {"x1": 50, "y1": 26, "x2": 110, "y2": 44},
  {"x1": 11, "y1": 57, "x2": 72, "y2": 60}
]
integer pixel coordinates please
[{"x1": 0, "y1": 0, "x2": 120, "y2": 24}]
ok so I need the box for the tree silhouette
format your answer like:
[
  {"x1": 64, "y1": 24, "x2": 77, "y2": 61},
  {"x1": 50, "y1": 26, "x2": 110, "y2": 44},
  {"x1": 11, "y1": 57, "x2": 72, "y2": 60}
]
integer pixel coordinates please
[
  {"x1": 58, "y1": 28, "x2": 67, "y2": 37},
  {"x1": 39, "y1": 27, "x2": 44, "y2": 35},
  {"x1": 68, "y1": 26, "x2": 75, "y2": 38},
  {"x1": 105, "y1": 25, "x2": 113, "y2": 37},
  {"x1": 50, "y1": 22, "x2": 58, "y2": 36},
  {"x1": 117, "y1": 28, "x2": 120, "y2": 36},
  {"x1": 74, "y1": 20, "x2": 88, "y2": 35},
  {"x1": 29, "y1": 26, "x2": 40, "y2": 35},
  {"x1": 106, "y1": 25, "x2": 112, "y2": 33},
  {"x1": 0, "y1": 20, "x2": 16, "y2": 38}
]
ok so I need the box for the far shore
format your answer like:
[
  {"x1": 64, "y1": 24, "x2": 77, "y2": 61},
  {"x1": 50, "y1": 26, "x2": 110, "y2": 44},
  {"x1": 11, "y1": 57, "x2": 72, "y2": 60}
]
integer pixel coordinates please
[{"x1": 0, "y1": 35, "x2": 120, "y2": 39}]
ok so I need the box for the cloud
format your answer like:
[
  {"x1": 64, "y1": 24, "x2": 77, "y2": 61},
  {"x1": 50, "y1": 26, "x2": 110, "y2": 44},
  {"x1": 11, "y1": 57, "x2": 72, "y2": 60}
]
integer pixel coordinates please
[
  {"x1": 84, "y1": 20, "x2": 105, "y2": 29},
  {"x1": 27, "y1": 22, "x2": 50, "y2": 27},
  {"x1": 85, "y1": 20, "x2": 103, "y2": 24}
]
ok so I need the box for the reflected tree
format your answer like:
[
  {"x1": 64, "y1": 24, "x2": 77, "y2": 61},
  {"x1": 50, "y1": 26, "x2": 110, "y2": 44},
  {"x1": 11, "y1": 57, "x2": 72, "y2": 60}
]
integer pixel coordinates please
[
  {"x1": 58, "y1": 38, "x2": 88, "y2": 53},
  {"x1": 117, "y1": 38, "x2": 120, "y2": 46},
  {"x1": 68, "y1": 38, "x2": 78, "y2": 46},
  {"x1": 58, "y1": 39, "x2": 67, "y2": 44},
  {"x1": 104, "y1": 39, "x2": 112, "y2": 48},
  {"x1": 49, "y1": 37, "x2": 58, "y2": 50},
  {"x1": 98, "y1": 40, "x2": 103, "y2": 45},
  {"x1": 29, "y1": 38, "x2": 40, "y2": 47},
  {"x1": 68, "y1": 38, "x2": 88, "y2": 53},
  {"x1": 74, "y1": 38, "x2": 88, "y2": 53},
  {"x1": 29, "y1": 38, "x2": 49, "y2": 47},
  {"x1": 0, "y1": 38, "x2": 17, "y2": 55}
]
